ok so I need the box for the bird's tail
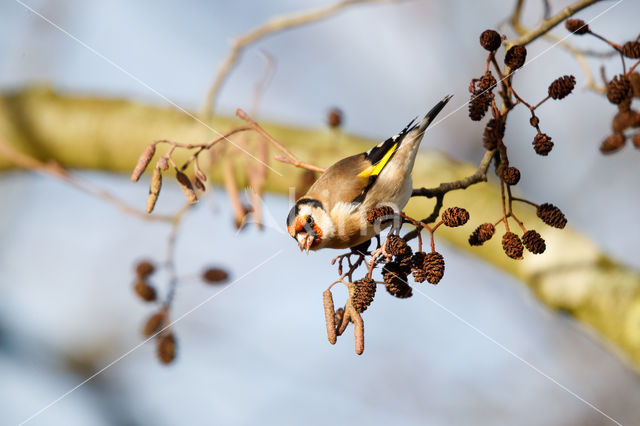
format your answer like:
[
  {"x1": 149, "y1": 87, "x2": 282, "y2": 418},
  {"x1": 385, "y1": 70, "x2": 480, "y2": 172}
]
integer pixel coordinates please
[{"x1": 416, "y1": 94, "x2": 453, "y2": 134}]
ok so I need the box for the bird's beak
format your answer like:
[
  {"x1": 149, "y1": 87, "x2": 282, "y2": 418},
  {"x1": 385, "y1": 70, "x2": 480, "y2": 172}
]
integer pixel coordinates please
[{"x1": 296, "y1": 233, "x2": 314, "y2": 253}]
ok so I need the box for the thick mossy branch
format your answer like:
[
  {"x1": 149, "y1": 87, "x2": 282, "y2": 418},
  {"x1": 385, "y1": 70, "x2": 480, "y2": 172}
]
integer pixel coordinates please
[{"x1": 1, "y1": 86, "x2": 640, "y2": 371}]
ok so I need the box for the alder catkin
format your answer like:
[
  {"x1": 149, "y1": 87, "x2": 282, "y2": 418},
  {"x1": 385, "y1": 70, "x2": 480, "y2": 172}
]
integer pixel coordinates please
[
  {"x1": 146, "y1": 167, "x2": 162, "y2": 213},
  {"x1": 130, "y1": 144, "x2": 156, "y2": 182}
]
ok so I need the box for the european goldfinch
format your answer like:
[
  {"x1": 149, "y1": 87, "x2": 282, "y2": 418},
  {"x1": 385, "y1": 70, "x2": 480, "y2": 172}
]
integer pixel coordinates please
[{"x1": 287, "y1": 95, "x2": 452, "y2": 252}]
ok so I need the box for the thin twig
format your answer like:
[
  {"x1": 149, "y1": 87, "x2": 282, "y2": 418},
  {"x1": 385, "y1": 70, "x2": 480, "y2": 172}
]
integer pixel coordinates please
[
  {"x1": 199, "y1": 0, "x2": 401, "y2": 118},
  {"x1": 0, "y1": 138, "x2": 174, "y2": 222},
  {"x1": 505, "y1": 0, "x2": 601, "y2": 49},
  {"x1": 507, "y1": 0, "x2": 610, "y2": 93},
  {"x1": 236, "y1": 109, "x2": 326, "y2": 173}
]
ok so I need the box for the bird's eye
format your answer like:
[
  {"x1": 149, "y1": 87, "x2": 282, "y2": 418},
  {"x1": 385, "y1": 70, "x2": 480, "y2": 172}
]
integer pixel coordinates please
[{"x1": 306, "y1": 215, "x2": 314, "y2": 225}]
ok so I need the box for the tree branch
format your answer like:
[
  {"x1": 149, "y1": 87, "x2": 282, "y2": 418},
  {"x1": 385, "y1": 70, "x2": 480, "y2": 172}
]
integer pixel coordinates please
[
  {"x1": 505, "y1": 0, "x2": 601, "y2": 49},
  {"x1": 199, "y1": 0, "x2": 401, "y2": 118},
  {"x1": 0, "y1": 136, "x2": 174, "y2": 222}
]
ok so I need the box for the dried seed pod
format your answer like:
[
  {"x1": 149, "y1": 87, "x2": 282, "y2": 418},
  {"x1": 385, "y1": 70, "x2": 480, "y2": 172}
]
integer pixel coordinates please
[
  {"x1": 382, "y1": 262, "x2": 406, "y2": 283},
  {"x1": 533, "y1": 133, "x2": 554, "y2": 156},
  {"x1": 502, "y1": 232, "x2": 524, "y2": 260},
  {"x1": 396, "y1": 253, "x2": 414, "y2": 272},
  {"x1": 630, "y1": 73, "x2": 640, "y2": 98},
  {"x1": 366, "y1": 205, "x2": 395, "y2": 224},
  {"x1": 468, "y1": 223, "x2": 495, "y2": 246},
  {"x1": 146, "y1": 167, "x2": 162, "y2": 214},
  {"x1": 382, "y1": 262, "x2": 412, "y2": 298},
  {"x1": 478, "y1": 71, "x2": 497, "y2": 91},
  {"x1": 502, "y1": 167, "x2": 521, "y2": 185},
  {"x1": 386, "y1": 235, "x2": 411, "y2": 258},
  {"x1": 176, "y1": 171, "x2": 198, "y2": 204},
  {"x1": 135, "y1": 260, "x2": 155, "y2": 278},
  {"x1": 134, "y1": 279, "x2": 157, "y2": 302},
  {"x1": 612, "y1": 110, "x2": 640, "y2": 132},
  {"x1": 607, "y1": 75, "x2": 632, "y2": 105},
  {"x1": 351, "y1": 278, "x2": 376, "y2": 313},
  {"x1": 423, "y1": 252, "x2": 445, "y2": 285},
  {"x1": 622, "y1": 41, "x2": 640, "y2": 59},
  {"x1": 548, "y1": 75, "x2": 576, "y2": 100},
  {"x1": 600, "y1": 133, "x2": 626, "y2": 154},
  {"x1": 384, "y1": 276, "x2": 412, "y2": 298},
  {"x1": 536, "y1": 203, "x2": 567, "y2": 229},
  {"x1": 565, "y1": 19, "x2": 589, "y2": 35},
  {"x1": 483, "y1": 118, "x2": 505, "y2": 150},
  {"x1": 130, "y1": 145, "x2": 156, "y2": 182},
  {"x1": 202, "y1": 267, "x2": 229, "y2": 283},
  {"x1": 142, "y1": 311, "x2": 165, "y2": 338},
  {"x1": 412, "y1": 268, "x2": 427, "y2": 283},
  {"x1": 479, "y1": 29, "x2": 502, "y2": 51},
  {"x1": 529, "y1": 116, "x2": 539, "y2": 127},
  {"x1": 327, "y1": 107, "x2": 343, "y2": 128},
  {"x1": 157, "y1": 332, "x2": 177, "y2": 364},
  {"x1": 441, "y1": 207, "x2": 470, "y2": 227},
  {"x1": 468, "y1": 91, "x2": 492, "y2": 121},
  {"x1": 411, "y1": 251, "x2": 427, "y2": 271},
  {"x1": 504, "y1": 45, "x2": 527, "y2": 69},
  {"x1": 632, "y1": 133, "x2": 640, "y2": 149},
  {"x1": 522, "y1": 230, "x2": 546, "y2": 254}
]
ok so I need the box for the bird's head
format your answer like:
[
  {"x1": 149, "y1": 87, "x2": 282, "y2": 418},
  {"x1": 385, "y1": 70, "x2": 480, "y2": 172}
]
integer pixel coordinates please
[{"x1": 286, "y1": 198, "x2": 329, "y2": 252}]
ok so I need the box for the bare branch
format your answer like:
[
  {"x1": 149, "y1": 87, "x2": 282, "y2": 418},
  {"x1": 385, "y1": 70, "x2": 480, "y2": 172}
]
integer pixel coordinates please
[
  {"x1": 505, "y1": 0, "x2": 601, "y2": 49},
  {"x1": 236, "y1": 109, "x2": 326, "y2": 173},
  {"x1": 406, "y1": 149, "x2": 495, "y2": 234},
  {"x1": 199, "y1": 0, "x2": 401, "y2": 118},
  {"x1": 0, "y1": 137, "x2": 174, "y2": 222}
]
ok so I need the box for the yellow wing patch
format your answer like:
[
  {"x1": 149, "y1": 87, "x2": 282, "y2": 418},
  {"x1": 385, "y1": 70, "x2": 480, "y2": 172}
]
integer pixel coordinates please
[{"x1": 357, "y1": 142, "x2": 398, "y2": 178}]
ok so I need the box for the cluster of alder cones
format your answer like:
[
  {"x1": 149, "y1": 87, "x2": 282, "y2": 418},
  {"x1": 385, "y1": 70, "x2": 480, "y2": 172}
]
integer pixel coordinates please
[
  {"x1": 468, "y1": 202, "x2": 566, "y2": 260},
  {"x1": 471, "y1": 29, "x2": 578, "y2": 157},
  {"x1": 464, "y1": 28, "x2": 573, "y2": 261},
  {"x1": 343, "y1": 205, "x2": 469, "y2": 314},
  {"x1": 132, "y1": 259, "x2": 229, "y2": 364},
  {"x1": 564, "y1": 19, "x2": 640, "y2": 153}
]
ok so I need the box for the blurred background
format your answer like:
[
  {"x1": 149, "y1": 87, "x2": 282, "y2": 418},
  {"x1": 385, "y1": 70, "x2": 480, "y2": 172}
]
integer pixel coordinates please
[{"x1": 1, "y1": 0, "x2": 640, "y2": 425}]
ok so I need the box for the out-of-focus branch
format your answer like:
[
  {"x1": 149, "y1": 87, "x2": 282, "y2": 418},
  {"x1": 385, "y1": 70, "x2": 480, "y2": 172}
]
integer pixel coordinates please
[
  {"x1": 505, "y1": 0, "x2": 601, "y2": 49},
  {"x1": 3, "y1": 88, "x2": 640, "y2": 370},
  {"x1": 199, "y1": 0, "x2": 400, "y2": 118},
  {"x1": 507, "y1": 0, "x2": 610, "y2": 93},
  {"x1": 0, "y1": 136, "x2": 173, "y2": 222}
]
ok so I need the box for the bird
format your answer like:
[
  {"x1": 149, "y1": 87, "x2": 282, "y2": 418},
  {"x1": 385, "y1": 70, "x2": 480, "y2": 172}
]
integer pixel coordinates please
[{"x1": 286, "y1": 95, "x2": 452, "y2": 252}]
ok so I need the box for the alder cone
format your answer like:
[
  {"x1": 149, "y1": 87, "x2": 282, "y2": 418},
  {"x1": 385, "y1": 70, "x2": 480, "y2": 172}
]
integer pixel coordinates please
[
  {"x1": 502, "y1": 167, "x2": 521, "y2": 185},
  {"x1": 607, "y1": 75, "x2": 632, "y2": 105},
  {"x1": 600, "y1": 133, "x2": 626, "y2": 154},
  {"x1": 352, "y1": 278, "x2": 376, "y2": 313},
  {"x1": 533, "y1": 133, "x2": 554, "y2": 156},
  {"x1": 423, "y1": 252, "x2": 445, "y2": 285},
  {"x1": 565, "y1": 19, "x2": 589, "y2": 35},
  {"x1": 536, "y1": 203, "x2": 567, "y2": 229},
  {"x1": 468, "y1": 223, "x2": 495, "y2": 246},
  {"x1": 548, "y1": 75, "x2": 576, "y2": 100},
  {"x1": 621, "y1": 41, "x2": 640, "y2": 59},
  {"x1": 502, "y1": 232, "x2": 524, "y2": 260},
  {"x1": 522, "y1": 230, "x2": 546, "y2": 254},
  {"x1": 441, "y1": 207, "x2": 470, "y2": 227},
  {"x1": 479, "y1": 29, "x2": 501, "y2": 51},
  {"x1": 505, "y1": 45, "x2": 527, "y2": 69},
  {"x1": 157, "y1": 333, "x2": 177, "y2": 364}
]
